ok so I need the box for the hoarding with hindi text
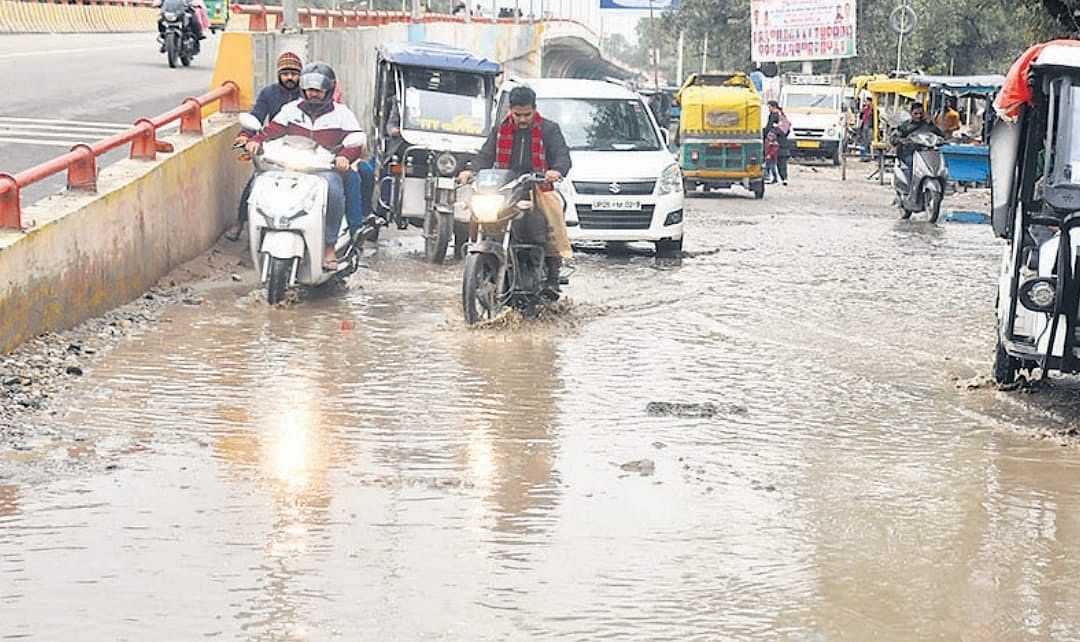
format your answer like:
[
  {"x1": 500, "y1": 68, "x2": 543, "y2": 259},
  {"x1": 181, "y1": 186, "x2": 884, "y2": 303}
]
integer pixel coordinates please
[{"x1": 750, "y1": 0, "x2": 856, "y2": 63}]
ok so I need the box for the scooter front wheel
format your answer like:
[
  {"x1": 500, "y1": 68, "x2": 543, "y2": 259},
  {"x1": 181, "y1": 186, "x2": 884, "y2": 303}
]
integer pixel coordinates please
[
  {"x1": 462, "y1": 253, "x2": 503, "y2": 325},
  {"x1": 267, "y1": 257, "x2": 292, "y2": 305},
  {"x1": 924, "y1": 186, "x2": 942, "y2": 223}
]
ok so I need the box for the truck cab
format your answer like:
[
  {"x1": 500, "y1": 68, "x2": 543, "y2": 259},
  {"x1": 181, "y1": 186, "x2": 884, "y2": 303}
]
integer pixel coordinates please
[{"x1": 779, "y1": 74, "x2": 846, "y2": 165}]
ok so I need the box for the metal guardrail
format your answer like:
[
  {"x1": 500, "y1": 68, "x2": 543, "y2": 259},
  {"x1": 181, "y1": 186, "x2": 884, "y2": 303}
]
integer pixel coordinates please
[
  {"x1": 0, "y1": 81, "x2": 242, "y2": 230},
  {"x1": 230, "y1": 4, "x2": 529, "y2": 30}
]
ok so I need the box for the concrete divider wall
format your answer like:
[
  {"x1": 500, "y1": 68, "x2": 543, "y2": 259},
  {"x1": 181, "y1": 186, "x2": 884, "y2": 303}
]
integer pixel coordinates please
[
  {"x1": 0, "y1": 0, "x2": 157, "y2": 33},
  {"x1": 232, "y1": 21, "x2": 545, "y2": 143},
  {"x1": 0, "y1": 116, "x2": 246, "y2": 354}
]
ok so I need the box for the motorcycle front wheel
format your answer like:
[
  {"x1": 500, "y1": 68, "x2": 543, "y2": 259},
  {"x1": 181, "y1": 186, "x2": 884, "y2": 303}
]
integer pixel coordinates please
[
  {"x1": 165, "y1": 32, "x2": 179, "y2": 68},
  {"x1": 423, "y1": 210, "x2": 453, "y2": 264},
  {"x1": 462, "y1": 253, "x2": 503, "y2": 325}
]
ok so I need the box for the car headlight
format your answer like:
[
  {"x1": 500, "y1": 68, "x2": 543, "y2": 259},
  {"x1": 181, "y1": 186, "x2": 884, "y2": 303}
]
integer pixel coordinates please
[
  {"x1": 470, "y1": 194, "x2": 505, "y2": 222},
  {"x1": 436, "y1": 152, "x2": 458, "y2": 177},
  {"x1": 657, "y1": 163, "x2": 683, "y2": 196}
]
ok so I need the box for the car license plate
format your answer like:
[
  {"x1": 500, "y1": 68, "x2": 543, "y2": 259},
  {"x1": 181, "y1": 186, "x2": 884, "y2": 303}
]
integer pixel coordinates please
[
  {"x1": 436, "y1": 177, "x2": 456, "y2": 190},
  {"x1": 593, "y1": 199, "x2": 642, "y2": 211},
  {"x1": 796, "y1": 140, "x2": 821, "y2": 149}
]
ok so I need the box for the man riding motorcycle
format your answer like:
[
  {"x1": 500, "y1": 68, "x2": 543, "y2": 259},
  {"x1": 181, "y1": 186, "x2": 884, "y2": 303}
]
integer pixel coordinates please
[
  {"x1": 245, "y1": 63, "x2": 365, "y2": 271},
  {"x1": 892, "y1": 102, "x2": 944, "y2": 184},
  {"x1": 458, "y1": 85, "x2": 572, "y2": 292},
  {"x1": 156, "y1": 0, "x2": 205, "y2": 54}
]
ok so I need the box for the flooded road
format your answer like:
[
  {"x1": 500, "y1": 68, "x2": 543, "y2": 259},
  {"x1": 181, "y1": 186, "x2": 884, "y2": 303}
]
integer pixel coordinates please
[{"x1": 6, "y1": 166, "x2": 1080, "y2": 640}]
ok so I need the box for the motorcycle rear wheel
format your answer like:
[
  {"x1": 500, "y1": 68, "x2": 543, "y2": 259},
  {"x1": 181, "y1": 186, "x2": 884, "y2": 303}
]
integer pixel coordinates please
[
  {"x1": 165, "y1": 32, "x2": 179, "y2": 68},
  {"x1": 462, "y1": 253, "x2": 502, "y2": 325}
]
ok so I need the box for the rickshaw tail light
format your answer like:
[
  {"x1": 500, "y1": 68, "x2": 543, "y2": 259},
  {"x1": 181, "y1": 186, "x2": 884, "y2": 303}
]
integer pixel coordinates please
[
  {"x1": 389, "y1": 163, "x2": 403, "y2": 175},
  {"x1": 690, "y1": 150, "x2": 700, "y2": 162}
]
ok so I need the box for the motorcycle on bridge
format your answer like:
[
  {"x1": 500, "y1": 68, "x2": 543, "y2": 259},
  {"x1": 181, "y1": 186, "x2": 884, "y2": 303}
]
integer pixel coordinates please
[
  {"x1": 237, "y1": 113, "x2": 376, "y2": 304},
  {"x1": 156, "y1": 0, "x2": 201, "y2": 68},
  {"x1": 371, "y1": 42, "x2": 502, "y2": 264},
  {"x1": 460, "y1": 170, "x2": 568, "y2": 324}
]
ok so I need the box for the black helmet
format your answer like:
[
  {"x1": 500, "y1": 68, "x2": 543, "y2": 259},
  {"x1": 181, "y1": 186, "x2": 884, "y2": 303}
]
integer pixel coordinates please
[{"x1": 299, "y1": 62, "x2": 336, "y2": 108}]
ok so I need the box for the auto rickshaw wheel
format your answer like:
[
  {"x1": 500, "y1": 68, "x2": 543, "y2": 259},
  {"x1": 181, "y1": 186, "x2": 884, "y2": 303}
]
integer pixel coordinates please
[
  {"x1": 751, "y1": 180, "x2": 765, "y2": 199},
  {"x1": 993, "y1": 337, "x2": 1021, "y2": 385},
  {"x1": 424, "y1": 211, "x2": 453, "y2": 264}
]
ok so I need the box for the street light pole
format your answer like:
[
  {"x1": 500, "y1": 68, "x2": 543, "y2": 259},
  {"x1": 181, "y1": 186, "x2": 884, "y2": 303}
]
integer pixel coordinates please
[{"x1": 649, "y1": 0, "x2": 659, "y2": 89}]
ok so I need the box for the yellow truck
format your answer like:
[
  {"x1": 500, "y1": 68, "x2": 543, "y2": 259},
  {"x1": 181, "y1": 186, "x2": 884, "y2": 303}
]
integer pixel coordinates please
[{"x1": 676, "y1": 72, "x2": 764, "y2": 199}]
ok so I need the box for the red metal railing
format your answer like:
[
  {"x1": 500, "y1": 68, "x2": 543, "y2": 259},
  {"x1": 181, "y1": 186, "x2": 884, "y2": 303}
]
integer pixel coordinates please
[
  {"x1": 0, "y1": 81, "x2": 241, "y2": 230},
  {"x1": 230, "y1": 4, "x2": 532, "y2": 31}
]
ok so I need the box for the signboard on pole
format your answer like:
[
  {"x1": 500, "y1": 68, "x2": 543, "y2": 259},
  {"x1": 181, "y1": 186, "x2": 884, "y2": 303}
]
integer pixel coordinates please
[
  {"x1": 600, "y1": 0, "x2": 678, "y2": 9},
  {"x1": 750, "y1": 0, "x2": 856, "y2": 63}
]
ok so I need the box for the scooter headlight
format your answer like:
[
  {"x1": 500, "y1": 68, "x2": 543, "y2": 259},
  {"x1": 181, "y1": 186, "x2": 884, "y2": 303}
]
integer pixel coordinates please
[
  {"x1": 436, "y1": 152, "x2": 458, "y2": 177},
  {"x1": 470, "y1": 194, "x2": 505, "y2": 222},
  {"x1": 1019, "y1": 277, "x2": 1057, "y2": 312}
]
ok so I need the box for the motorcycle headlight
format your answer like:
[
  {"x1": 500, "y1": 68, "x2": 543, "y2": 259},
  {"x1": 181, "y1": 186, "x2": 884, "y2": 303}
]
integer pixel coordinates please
[
  {"x1": 657, "y1": 163, "x2": 683, "y2": 196},
  {"x1": 163, "y1": 11, "x2": 178, "y2": 20},
  {"x1": 470, "y1": 194, "x2": 505, "y2": 222},
  {"x1": 436, "y1": 152, "x2": 458, "y2": 177}
]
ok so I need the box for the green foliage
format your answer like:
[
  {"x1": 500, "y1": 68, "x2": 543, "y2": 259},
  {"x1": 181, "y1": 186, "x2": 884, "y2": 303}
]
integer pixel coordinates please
[{"x1": 634, "y1": 0, "x2": 1061, "y2": 85}]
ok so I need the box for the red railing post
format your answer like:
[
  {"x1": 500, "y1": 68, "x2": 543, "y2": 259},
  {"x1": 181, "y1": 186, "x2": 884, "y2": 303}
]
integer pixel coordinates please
[
  {"x1": 0, "y1": 174, "x2": 20, "y2": 230},
  {"x1": 248, "y1": 4, "x2": 267, "y2": 31},
  {"x1": 220, "y1": 81, "x2": 241, "y2": 113},
  {"x1": 179, "y1": 98, "x2": 203, "y2": 135},
  {"x1": 67, "y1": 145, "x2": 97, "y2": 192},
  {"x1": 130, "y1": 118, "x2": 158, "y2": 160}
]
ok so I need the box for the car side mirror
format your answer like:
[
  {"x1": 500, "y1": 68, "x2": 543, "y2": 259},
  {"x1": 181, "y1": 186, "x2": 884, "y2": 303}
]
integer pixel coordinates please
[
  {"x1": 341, "y1": 132, "x2": 366, "y2": 149},
  {"x1": 237, "y1": 113, "x2": 262, "y2": 132}
]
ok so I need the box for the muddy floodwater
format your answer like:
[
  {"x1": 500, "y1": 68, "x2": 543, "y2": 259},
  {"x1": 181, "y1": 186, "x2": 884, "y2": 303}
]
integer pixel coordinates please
[{"x1": 7, "y1": 167, "x2": 1080, "y2": 640}]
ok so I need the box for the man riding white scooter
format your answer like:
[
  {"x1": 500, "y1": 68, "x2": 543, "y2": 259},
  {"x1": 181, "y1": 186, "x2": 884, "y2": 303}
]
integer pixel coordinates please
[
  {"x1": 246, "y1": 63, "x2": 363, "y2": 271},
  {"x1": 892, "y1": 103, "x2": 944, "y2": 186}
]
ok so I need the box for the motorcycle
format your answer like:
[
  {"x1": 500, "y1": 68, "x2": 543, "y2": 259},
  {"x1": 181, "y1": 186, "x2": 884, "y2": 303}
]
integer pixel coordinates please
[
  {"x1": 237, "y1": 113, "x2": 379, "y2": 305},
  {"x1": 460, "y1": 170, "x2": 568, "y2": 324},
  {"x1": 158, "y1": 0, "x2": 199, "y2": 69},
  {"x1": 893, "y1": 131, "x2": 948, "y2": 222}
]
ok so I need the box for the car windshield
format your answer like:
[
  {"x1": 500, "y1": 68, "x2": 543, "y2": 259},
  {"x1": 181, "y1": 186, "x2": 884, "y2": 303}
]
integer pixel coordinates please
[
  {"x1": 536, "y1": 97, "x2": 661, "y2": 151},
  {"x1": 784, "y1": 93, "x2": 840, "y2": 110},
  {"x1": 400, "y1": 68, "x2": 489, "y2": 137}
]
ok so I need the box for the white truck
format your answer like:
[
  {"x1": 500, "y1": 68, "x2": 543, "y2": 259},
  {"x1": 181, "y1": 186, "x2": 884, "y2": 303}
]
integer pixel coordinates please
[{"x1": 778, "y1": 74, "x2": 846, "y2": 165}]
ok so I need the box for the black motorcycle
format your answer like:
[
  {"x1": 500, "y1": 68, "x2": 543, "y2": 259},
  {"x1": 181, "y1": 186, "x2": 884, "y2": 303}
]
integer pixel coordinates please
[
  {"x1": 158, "y1": 0, "x2": 199, "y2": 69},
  {"x1": 461, "y1": 170, "x2": 565, "y2": 324}
]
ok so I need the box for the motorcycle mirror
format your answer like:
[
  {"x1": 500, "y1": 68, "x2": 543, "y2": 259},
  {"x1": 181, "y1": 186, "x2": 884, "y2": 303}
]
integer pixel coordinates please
[
  {"x1": 341, "y1": 132, "x2": 366, "y2": 149},
  {"x1": 237, "y1": 113, "x2": 262, "y2": 132}
]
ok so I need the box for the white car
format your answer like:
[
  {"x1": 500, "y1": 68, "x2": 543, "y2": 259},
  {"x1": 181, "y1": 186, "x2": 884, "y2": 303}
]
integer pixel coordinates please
[{"x1": 497, "y1": 78, "x2": 685, "y2": 256}]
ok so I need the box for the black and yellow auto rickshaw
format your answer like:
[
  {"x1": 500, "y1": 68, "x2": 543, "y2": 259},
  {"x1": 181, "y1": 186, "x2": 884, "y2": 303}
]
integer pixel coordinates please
[{"x1": 372, "y1": 42, "x2": 501, "y2": 263}]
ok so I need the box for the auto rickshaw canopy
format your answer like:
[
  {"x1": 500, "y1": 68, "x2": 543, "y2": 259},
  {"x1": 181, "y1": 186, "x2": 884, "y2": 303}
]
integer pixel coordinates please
[{"x1": 376, "y1": 41, "x2": 502, "y2": 76}]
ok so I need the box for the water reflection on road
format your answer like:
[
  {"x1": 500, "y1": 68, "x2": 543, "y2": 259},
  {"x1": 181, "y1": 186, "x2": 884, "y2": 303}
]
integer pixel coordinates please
[{"x1": 5, "y1": 173, "x2": 1080, "y2": 639}]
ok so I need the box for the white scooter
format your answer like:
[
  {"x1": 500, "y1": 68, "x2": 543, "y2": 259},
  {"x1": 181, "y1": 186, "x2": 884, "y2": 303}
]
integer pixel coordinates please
[
  {"x1": 238, "y1": 113, "x2": 373, "y2": 304},
  {"x1": 893, "y1": 131, "x2": 948, "y2": 223}
]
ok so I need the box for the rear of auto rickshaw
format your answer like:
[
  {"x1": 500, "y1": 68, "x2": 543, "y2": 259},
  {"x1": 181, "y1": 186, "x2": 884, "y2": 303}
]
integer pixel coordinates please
[
  {"x1": 991, "y1": 41, "x2": 1080, "y2": 384},
  {"x1": 676, "y1": 72, "x2": 765, "y2": 199}
]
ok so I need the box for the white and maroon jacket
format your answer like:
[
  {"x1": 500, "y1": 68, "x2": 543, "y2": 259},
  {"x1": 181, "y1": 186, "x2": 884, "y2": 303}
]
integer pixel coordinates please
[{"x1": 251, "y1": 99, "x2": 364, "y2": 163}]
